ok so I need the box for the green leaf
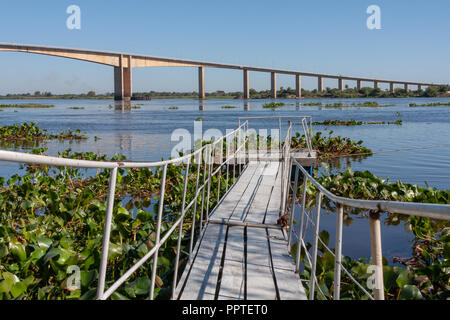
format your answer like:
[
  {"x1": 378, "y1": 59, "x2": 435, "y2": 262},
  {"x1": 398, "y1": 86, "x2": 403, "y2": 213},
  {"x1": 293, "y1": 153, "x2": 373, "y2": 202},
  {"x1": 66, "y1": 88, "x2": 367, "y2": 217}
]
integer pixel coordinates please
[
  {"x1": 136, "y1": 209, "x2": 153, "y2": 222},
  {"x1": 9, "y1": 241, "x2": 27, "y2": 262},
  {"x1": 399, "y1": 285, "x2": 423, "y2": 300},
  {"x1": 80, "y1": 270, "x2": 96, "y2": 288},
  {"x1": 108, "y1": 242, "x2": 123, "y2": 261},
  {"x1": 44, "y1": 248, "x2": 62, "y2": 264},
  {"x1": 396, "y1": 270, "x2": 413, "y2": 288},
  {"x1": 36, "y1": 237, "x2": 52, "y2": 249},
  {"x1": 111, "y1": 291, "x2": 130, "y2": 300},
  {"x1": 135, "y1": 277, "x2": 151, "y2": 295},
  {"x1": 11, "y1": 281, "x2": 27, "y2": 298},
  {"x1": 115, "y1": 207, "x2": 131, "y2": 222},
  {"x1": 0, "y1": 244, "x2": 9, "y2": 258}
]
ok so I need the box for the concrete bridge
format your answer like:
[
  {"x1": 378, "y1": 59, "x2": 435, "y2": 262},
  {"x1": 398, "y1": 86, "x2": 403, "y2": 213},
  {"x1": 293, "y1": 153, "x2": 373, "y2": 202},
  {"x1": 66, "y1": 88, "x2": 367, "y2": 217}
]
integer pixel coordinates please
[{"x1": 0, "y1": 43, "x2": 443, "y2": 101}]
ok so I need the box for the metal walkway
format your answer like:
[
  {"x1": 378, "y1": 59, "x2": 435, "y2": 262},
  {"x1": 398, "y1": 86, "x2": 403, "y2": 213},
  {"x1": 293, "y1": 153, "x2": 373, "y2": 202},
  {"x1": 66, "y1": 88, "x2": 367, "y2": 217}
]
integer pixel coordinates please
[{"x1": 175, "y1": 161, "x2": 307, "y2": 300}]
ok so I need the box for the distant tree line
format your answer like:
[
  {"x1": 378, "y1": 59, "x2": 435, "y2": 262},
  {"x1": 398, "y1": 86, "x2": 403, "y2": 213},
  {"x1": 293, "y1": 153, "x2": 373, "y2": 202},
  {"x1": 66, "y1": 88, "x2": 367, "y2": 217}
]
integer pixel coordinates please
[{"x1": 1, "y1": 85, "x2": 448, "y2": 100}]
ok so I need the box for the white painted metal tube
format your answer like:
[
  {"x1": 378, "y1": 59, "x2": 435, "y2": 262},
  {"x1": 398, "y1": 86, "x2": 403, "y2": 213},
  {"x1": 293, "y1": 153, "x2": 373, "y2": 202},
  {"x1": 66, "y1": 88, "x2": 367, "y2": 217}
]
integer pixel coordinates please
[
  {"x1": 291, "y1": 158, "x2": 450, "y2": 220},
  {"x1": 96, "y1": 167, "x2": 118, "y2": 299},
  {"x1": 309, "y1": 192, "x2": 322, "y2": 300},
  {"x1": 288, "y1": 166, "x2": 299, "y2": 248},
  {"x1": 296, "y1": 177, "x2": 308, "y2": 272},
  {"x1": 333, "y1": 204, "x2": 344, "y2": 300},
  {"x1": 172, "y1": 158, "x2": 191, "y2": 299},
  {"x1": 150, "y1": 164, "x2": 168, "y2": 300}
]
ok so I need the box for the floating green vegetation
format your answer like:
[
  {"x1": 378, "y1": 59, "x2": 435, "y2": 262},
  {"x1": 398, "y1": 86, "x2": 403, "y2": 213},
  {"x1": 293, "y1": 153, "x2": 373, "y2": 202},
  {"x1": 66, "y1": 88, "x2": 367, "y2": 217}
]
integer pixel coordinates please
[
  {"x1": 0, "y1": 147, "x2": 238, "y2": 299},
  {"x1": 0, "y1": 104, "x2": 54, "y2": 109},
  {"x1": 291, "y1": 130, "x2": 372, "y2": 158},
  {"x1": 325, "y1": 102, "x2": 395, "y2": 108},
  {"x1": 124, "y1": 105, "x2": 141, "y2": 109},
  {"x1": 168, "y1": 106, "x2": 179, "y2": 110},
  {"x1": 291, "y1": 167, "x2": 450, "y2": 300},
  {"x1": 0, "y1": 122, "x2": 87, "y2": 148},
  {"x1": 312, "y1": 119, "x2": 402, "y2": 126},
  {"x1": 324, "y1": 103, "x2": 345, "y2": 108},
  {"x1": 68, "y1": 107, "x2": 85, "y2": 110},
  {"x1": 409, "y1": 102, "x2": 450, "y2": 107},
  {"x1": 195, "y1": 117, "x2": 203, "y2": 121},
  {"x1": 262, "y1": 102, "x2": 285, "y2": 109},
  {"x1": 221, "y1": 105, "x2": 237, "y2": 109},
  {"x1": 303, "y1": 102, "x2": 323, "y2": 106}
]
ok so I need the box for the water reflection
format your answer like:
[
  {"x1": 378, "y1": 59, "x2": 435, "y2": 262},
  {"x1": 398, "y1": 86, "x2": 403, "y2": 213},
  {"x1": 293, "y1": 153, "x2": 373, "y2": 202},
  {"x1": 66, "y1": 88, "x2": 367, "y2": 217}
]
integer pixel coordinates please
[
  {"x1": 244, "y1": 100, "x2": 250, "y2": 111},
  {"x1": 199, "y1": 100, "x2": 205, "y2": 111},
  {"x1": 114, "y1": 133, "x2": 133, "y2": 151}
]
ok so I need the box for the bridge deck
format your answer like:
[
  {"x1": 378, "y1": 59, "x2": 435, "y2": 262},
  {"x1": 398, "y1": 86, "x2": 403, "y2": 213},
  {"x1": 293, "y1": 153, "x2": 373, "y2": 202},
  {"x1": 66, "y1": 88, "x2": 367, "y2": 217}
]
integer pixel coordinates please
[{"x1": 175, "y1": 161, "x2": 307, "y2": 300}]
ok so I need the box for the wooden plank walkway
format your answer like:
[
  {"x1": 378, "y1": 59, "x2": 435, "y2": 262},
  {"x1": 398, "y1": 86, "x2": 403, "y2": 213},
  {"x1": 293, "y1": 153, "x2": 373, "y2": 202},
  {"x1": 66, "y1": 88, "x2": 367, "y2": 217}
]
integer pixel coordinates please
[{"x1": 175, "y1": 160, "x2": 307, "y2": 300}]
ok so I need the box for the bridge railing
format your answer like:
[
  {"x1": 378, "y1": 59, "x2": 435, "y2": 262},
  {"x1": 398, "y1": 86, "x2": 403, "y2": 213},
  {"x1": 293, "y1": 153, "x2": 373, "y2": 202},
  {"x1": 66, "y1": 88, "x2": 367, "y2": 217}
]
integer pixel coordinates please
[
  {"x1": 0, "y1": 121, "x2": 249, "y2": 300},
  {"x1": 286, "y1": 157, "x2": 450, "y2": 300}
]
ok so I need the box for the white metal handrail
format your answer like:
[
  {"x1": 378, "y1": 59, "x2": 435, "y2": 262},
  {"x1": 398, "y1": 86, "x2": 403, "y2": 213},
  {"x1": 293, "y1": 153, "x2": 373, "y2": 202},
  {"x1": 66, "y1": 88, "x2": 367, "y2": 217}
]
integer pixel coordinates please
[
  {"x1": 286, "y1": 157, "x2": 450, "y2": 300},
  {"x1": 0, "y1": 121, "x2": 249, "y2": 300}
]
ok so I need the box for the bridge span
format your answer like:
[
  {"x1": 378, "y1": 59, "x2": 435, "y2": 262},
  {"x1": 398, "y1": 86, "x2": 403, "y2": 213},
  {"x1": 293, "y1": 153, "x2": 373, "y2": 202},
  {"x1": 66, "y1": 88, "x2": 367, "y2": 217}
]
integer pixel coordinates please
[{"x1": 0, "y1": 43, "x2": 444, "y2": 101}]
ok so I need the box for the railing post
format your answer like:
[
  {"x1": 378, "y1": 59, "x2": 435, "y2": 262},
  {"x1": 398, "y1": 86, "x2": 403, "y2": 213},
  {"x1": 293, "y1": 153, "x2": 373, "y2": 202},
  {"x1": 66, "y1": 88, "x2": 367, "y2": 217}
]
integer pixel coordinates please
[
  {"x1": 295, "y1": 176, "x2": 308, "y2": 272},
  {"x1": 200, "y1": 146, "x2": 208, "y2": 234},
  {"x1": 217, "y1": 139, "x2": 223, "y2": 204},
  {"x1": 190, "y1": 151, "x2": 202, "y2": 253},
  {"x1": 333, "y1": 204, "x2": 344, "y2": 300},
  {"x1": 369, "y1": 211, "x2": 385, "y2": 300},
  {"x1": 238, "y1": 126, "x2": 242, "y2": 176},
  {"x1": 172, "y1": 158, "x2": 191, "y2": 299},
  {"x1": 96, "y1": 167, "x2": 118, "y2": 300},
  {"x1": 225, "y1": 137, "x2": 229, "y2": 192},
  {"x1": 287, "y1": 166, "x2": 299, "y2": 248},
  {"x1": 205, "y1": 144, "x2": 213, "y2": 217},
  {"x1": 150, "y1": 164, "x2": 168, "y2": 300},
  {"x1": 309, "y1": 191, "x2": 322, "y2": 300}
]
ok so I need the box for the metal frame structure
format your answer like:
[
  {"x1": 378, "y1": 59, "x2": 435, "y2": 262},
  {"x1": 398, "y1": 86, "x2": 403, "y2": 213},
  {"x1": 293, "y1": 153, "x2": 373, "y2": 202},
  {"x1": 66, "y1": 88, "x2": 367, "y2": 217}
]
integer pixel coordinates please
[
  {"x1": 285, "y1": 154, "x2": 450, "y2": 300},
  {"x1": 0, "y1": 121, "x2": 249, "y2": 300}
]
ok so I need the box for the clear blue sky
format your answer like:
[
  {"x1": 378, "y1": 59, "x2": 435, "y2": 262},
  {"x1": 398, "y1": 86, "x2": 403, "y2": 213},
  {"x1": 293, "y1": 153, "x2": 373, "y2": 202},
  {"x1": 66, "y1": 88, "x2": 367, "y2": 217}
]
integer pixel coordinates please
[{"x1": 0, "y1": 0, "x2": 449, "y2": 94}]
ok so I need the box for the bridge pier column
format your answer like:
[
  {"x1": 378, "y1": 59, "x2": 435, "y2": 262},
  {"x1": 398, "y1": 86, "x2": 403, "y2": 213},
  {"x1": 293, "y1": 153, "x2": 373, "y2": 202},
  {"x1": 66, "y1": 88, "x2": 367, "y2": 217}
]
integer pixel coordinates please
[
  {"x1": 243, "y1": 69, "x2": 249, "y2": 99},
  {"x1": 374, "y1": 81, "x2": 379, "y2": 89},
  {"x1": 318, "y1": 76, "x2": 323, "y2": 92},
  {"x1": 295, "y1": 74, "x2": 302, "y2": 99},
  {"x1": 357, "y1": 79, "x2": 362, "y2": 90},
  {"x1": 271, "y1": 72, "x2": 277, "y2": 99},
  {"x1": 418, "y1": 84, "x2": 422, "y2": 91},
  {"x1": 338, "y1": 78, "x2": 344, "y2": 91},
  {"x1": 404, "y1": 83, "x2": 409, "y2": 92},
  {"x1": 114, "y1": 55, "x2": 133, "y2": 101},
  {"x1": 198, "y1": 67, "x2": 205, "y2": 99},
  {"x1": 390, "y1": 82, "x2": 395, "y2": 93}
]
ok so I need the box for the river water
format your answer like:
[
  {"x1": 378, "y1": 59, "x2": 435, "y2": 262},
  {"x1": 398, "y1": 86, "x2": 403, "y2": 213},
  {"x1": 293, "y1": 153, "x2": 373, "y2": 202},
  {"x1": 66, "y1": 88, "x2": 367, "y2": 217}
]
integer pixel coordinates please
[{"x1": 0, "y1": 97, "x2": 449, "y2": 263}]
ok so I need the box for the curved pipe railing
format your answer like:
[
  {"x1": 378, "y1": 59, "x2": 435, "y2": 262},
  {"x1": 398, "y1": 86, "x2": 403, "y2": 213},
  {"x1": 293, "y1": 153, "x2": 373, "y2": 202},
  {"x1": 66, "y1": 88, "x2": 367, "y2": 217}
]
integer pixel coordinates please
[
  {"x1": 0, "y1": 121, "x2": 249, "y2": 300},
  {"x1": 286, "y1": 156, "x2": 450, "y2": 300}
]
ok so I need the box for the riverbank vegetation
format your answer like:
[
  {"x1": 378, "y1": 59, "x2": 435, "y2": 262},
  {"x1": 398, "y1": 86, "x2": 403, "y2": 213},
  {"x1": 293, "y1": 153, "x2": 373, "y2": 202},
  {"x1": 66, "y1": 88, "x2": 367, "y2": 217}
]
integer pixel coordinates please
[{"x1": 2, "y1": 85, "x2": 448, "y2": 100}]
